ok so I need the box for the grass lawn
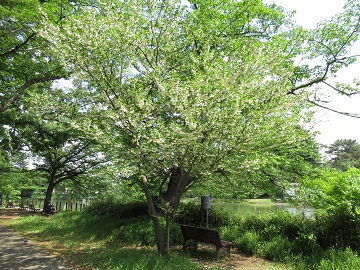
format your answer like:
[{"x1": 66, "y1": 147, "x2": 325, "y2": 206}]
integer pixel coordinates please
[{"x1": 0, "y1": 208, "x2": 287, "y2": 270}]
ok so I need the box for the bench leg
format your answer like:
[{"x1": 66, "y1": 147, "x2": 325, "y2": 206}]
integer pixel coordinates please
[{"x1": 216, "y1": 247, "x2": 220, "y2": 259}]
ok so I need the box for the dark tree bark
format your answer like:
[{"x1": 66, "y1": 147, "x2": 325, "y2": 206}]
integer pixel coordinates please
[{"x1": 43, "y1": 177, "x2": 56, "y2": 214}]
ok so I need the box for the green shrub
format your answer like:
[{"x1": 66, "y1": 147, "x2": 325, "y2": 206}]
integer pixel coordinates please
[
  {"x1": 241, "y1": 213, "x2": 269, "y2": 232},
  {"x1": 315, "y1": 208, "x2": 360, "y2": 251},
  {"x1": 257, "y1": 236, "x2": 294, "y2": 262},
  {"x1": 226, "y1": 210, "x2": 325, "y2": 259},
  {"x1": 238, "y1": 211, "x2": 297, "y2": 239},
  {"x1": 267, "y1": 211, "x2": 304, "y2": 240},
  {"x1": 299, "y1": 168, "x2": 360, "y2": 251},
  {"x1": 234, "y1": 231, "x2": 260, "y2": 256},
  {"x1": 293, "y1": 231, "x2": 322, "y2": 256},
  {"x1": 174, "y1": 202, "x2": 234, "y2": 228},
  {"x1": 85, "y1": 196, "x2": 148, "y2": 219},
  {"x1": 220, "y1": 224, "x2": 245, "y2": 242},
  {"x1": 173, "y1": 202, "x2": 202, "y2": 226}
]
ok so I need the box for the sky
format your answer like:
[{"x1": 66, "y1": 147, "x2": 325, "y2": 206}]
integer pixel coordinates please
[{"x1": 271, "y1": 0, "x2": 360, "y2": 146}]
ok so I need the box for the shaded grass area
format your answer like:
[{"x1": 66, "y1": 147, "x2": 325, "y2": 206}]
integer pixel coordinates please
[{"x1": 4, "y1": 212, "x2": 199, "y2": 270}]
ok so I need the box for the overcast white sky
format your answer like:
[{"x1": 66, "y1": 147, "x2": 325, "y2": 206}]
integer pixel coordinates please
[{"x1": 271, "y1": 0, "x2": 360, "y2": 146}]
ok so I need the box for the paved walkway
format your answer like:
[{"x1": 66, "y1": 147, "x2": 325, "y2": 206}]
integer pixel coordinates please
[{"x1": 0, "y1": 222, "x2": 74, "y2": 269}]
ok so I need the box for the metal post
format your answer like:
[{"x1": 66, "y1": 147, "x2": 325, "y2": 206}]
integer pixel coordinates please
[{"x1": 201, "y1": 196, "x2": 211, "y2": 228}]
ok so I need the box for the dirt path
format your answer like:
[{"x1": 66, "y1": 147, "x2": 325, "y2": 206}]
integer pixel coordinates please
[
  {"x1": 0, "y1": 209, "x2": 74, "y2": 270},
  {"x1": 0, "y1": 208, "x2": 36, "y2": 220},
  {"x1": 184, "y1": 245, "x2": 281, "y2": 270},
  {"x1": 0, "y1": 208, "x2": 284, "y2": 270}
]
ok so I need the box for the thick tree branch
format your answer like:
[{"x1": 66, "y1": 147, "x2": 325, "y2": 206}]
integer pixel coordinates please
[
  {"x1": 0, "y1": 32, "x2": 37, "y2": 57},
  {"x1": 0, "y1": 75, "x2": 63, "y2": 113}
]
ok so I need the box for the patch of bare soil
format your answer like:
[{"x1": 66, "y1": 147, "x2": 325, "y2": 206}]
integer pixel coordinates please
[
  {"x1": 179, "y1": 243, "x2": 283, "y2": 270},
  {"x1": 212, "y1": 253, "x2": 281, "y2": 269}
]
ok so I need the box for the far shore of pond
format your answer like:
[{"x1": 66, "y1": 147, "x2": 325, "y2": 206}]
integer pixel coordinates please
[{"x1": 185, "y1": 197, "x2": 315, "y2": 217}]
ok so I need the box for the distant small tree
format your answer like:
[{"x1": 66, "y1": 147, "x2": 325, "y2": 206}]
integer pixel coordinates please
[
  {"x1": 12, "y1": 87, "x2": 110, "y2": 213},
  {"x1": 326, "y1": 139, "x2": 360, "y2": 171}
]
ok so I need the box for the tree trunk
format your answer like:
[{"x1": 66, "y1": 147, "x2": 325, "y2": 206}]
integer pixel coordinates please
[
  {"x1": 141, "y1": 167, "x2": 192, "y2": 255},
  {"x1": 141, "y1": 175, "x2": 166, "y2": 255},
  {"x1": 43, "y1": 180, "x2": 56, "y2": 213},
  {"x1": 161, "y1": 166, "x2": 191, "y2": 211},
  {"x1": 164, "y1": 213, "x2": 171, "y2": 253}
]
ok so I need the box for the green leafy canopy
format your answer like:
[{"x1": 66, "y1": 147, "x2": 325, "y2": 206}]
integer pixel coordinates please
[{"x1": 40, "y1": 0, "x2": 314, "y2": 183}]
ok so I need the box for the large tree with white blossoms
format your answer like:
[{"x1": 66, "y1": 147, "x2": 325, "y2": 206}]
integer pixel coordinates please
[{"x1": 41, "y1": 0, "x2": 360, "y2": 254}]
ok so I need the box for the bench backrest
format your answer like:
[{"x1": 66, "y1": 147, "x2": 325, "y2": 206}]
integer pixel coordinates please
[{"x1": 180, "y1": 225, "x2": 222, "y2": 246}]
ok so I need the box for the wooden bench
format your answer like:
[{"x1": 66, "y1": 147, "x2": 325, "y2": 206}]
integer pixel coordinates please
[
  {"x1": 179, "y1": 225, "x2": 233, "y2": 258},
  {"x1": 28, "y1": 204, "x2": 41, "y2": 212}
]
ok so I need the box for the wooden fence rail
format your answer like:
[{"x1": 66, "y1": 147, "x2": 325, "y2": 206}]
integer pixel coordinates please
[{"x1": 13, "y1": 199, "x2": 88, "y2": 212}]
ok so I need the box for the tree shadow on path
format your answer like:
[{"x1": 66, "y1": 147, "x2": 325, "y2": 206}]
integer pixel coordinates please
[{"x1": 0, "y1": 209, "x2": 74, "y2": 270}]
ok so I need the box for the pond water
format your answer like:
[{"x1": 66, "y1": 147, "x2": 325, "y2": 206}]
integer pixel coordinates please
[{"x1": 212, "y1": 200, "x2": 314, "y2": 218}]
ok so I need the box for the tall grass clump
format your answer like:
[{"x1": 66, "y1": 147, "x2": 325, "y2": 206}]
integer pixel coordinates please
[
  {"x1": 317, "y1": 248, "x2": 360, "y2": 270},
  {"x1": 232, "y1": 230, "x2": 260, "y2": 256}
]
